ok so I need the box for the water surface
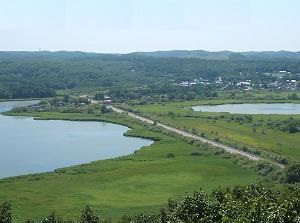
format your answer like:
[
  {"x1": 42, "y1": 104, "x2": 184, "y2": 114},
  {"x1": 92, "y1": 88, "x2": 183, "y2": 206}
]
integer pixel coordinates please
[
  {"x1": 0, "y1": 101, "x2": 153, "y2": 178},
  {"x1": 0, "y1": 100, "x2": 39, "y2": 113},
  {"x1": 192, "y1": 103, "x2": 300, "y2": 114}
]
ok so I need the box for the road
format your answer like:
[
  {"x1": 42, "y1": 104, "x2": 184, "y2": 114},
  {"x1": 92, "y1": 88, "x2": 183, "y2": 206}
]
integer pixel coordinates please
[{"x1": 110, "y1": 106, "x2": 284, "y2": 167}]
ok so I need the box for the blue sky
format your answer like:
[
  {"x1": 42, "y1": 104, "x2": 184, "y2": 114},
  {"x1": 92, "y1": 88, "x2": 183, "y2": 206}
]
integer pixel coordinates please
[{"x1": 0, "y1": 0, "x2": 299, "y2": 52}]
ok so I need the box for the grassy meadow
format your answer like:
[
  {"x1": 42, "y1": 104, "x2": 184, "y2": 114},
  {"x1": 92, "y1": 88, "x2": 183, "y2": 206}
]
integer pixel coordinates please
[
  {"x1": 128, "y1": 99, "x2": 300, "y2": 162},
  {"x1": 0, "y1": 111, "x2": 261, "y2": 222}
]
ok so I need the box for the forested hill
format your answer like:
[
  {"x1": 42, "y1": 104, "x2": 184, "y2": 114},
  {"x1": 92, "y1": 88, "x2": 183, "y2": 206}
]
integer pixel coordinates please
[
  {"x1": 0, "y1": 51, "x2": 115, "y2": 60},
  {"x1": 2, "y1": 50, "x2": 300, "y2": 61},
  {"x1": 0, "y1": 51, "x2": 300, "y2": 99},
  {"x1": 131, "y1": 50, "x2": 300, "y2": 60}
]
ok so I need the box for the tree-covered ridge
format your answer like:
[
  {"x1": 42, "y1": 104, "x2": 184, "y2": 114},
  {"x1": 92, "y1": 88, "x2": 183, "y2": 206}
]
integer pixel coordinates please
[
  {"x1": 1, "y1": 184, "x2": 299, "y2": 223},
  {"x1": 0, "y1": 51, "x2": 299, "y2": 99},
  {"x1": 132, "y1": 50, "x2": 300, "y2": 60}
]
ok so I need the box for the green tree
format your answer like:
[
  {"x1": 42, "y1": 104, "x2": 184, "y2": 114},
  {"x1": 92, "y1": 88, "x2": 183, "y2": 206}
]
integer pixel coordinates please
[
  {"x1": 100, "y1": 105, "x2": 108, "y2": 114},
  {"x1": 284, "y1": 164, "x2": 300, "y2": 183},
  {"x1": 95, "y1": 92, "x2": 104, "y2": 100},
  {"x1": 0, "y1": 202, "x2": 12, "y2": 223},
  {"x1": 63, "y1": 95, "x2": 70, "y2": 103},
  {"x1": 80, "y1": 205, "x2": 102, "y2": 223},
  {"x1": 41, "y1": 212, "x2": 61, "y2": 223}
]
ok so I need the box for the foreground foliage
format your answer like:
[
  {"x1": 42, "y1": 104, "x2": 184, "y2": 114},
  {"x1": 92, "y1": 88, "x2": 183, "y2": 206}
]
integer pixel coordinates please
[{"x1": 1, "y1": 184, "x2": 299, "y2": 223}]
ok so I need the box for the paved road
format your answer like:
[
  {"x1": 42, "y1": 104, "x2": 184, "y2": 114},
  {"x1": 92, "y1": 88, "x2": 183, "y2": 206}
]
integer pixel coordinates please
[{"x1": 110, "y1": 106, "x2": 284, "y2": 167}]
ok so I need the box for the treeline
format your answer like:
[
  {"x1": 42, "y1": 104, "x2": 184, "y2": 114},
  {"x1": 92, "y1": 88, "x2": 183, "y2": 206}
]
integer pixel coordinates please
[
  {"x1": 0, "y1": 52, "x2": 300, "y2": 98},
  {"x1": 0, "y1": 84, "x2": 56, "y2": 99},
  {"x1": 9, "y1": 96, "x2": 113, "y2": 115},
  {"x1": 108, "y1": 84, "x2": 218, "y2": 103},
  {"x1": 1, "y1": 184, "x2": 299, "y2": 223}
]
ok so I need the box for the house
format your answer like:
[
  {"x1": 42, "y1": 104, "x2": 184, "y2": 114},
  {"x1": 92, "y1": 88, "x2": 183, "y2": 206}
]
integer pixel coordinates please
[
  {"x1": 237, "y1": 81, "x2": 251, "y2": 86},
  {"x1": 103, "y1": 96, "x2": 112, "y2": 105},
  {"x1": 268, "y1": 82, "x2": 278, "y2": 88},
  {"x1": 103, "y1": 99, "x2": 112, "y2": 105}
]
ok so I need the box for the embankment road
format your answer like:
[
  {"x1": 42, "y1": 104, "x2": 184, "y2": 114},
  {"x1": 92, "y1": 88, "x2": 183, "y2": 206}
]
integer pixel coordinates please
[{"x1": 110, "y1": 106, "x2": 284, "y2": 168}]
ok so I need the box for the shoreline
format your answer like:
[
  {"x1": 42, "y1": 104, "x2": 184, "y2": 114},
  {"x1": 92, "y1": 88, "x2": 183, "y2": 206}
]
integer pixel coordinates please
[
  {"x1": 0, "y1": 98, "x2": 46, "y2": 102},
  {"x1": 0, "y1": 111, "x2": 156, "y2": 180}
]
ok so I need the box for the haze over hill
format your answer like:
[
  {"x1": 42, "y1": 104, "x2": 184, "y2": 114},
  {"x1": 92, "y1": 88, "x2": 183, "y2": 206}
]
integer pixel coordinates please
[
  {"x1": 131, "y1": 50, "x2": 300, "y2": 60},
  {"x1": 1, "y1": 50, "x2": 300, "y2": 61}
]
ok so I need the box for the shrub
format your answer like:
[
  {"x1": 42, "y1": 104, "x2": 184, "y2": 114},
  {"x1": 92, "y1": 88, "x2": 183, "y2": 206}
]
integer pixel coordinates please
[
  {"x1": 0, "y1": 202, "x2": 12, "y2": 223},
  {"x1": 166, "y1": 153, "x2": 175, "y2": 158},
  {"x1": 284, "y1": 164, "x2": 300, "y2": 183},
  {"x1": 190, "y1": 151, "x2": 202, "y2": 156},
  {"x1": 80, "y1": 204, "x2": 102, "y2": 223},
  {"x1": 41, "y1": 212, "x2": 61, "y2": 223}
]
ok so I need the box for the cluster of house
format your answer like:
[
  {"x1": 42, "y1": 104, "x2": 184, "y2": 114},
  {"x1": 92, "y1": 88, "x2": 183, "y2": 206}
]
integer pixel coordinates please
[
  {"x1": 173, "y1": 77, "x2": 223, "y2": 87},
  {"x1": 172, "y1": 71, "x2": 299, "y2": 91},
  {"x1": 81, "y1": 95, "x2": 112, "y2": 105},
  {"x1": 266, "y1": 79, "x2": 297, "y2": 90},
  {"x1": 236, "y1": 81, "x2": 252, "y2": 91},
  {"x1": 236, "y1": 79, "x2": 298, "y2": 91}
]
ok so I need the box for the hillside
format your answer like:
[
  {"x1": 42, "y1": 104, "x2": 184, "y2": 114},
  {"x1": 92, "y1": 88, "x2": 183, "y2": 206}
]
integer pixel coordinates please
[
  {"x1": 0, "y1": 51, "x2": 300, "y2": 99},
  {"x1": 131, "y1": 50, "x2": 300, "y2": 60}
]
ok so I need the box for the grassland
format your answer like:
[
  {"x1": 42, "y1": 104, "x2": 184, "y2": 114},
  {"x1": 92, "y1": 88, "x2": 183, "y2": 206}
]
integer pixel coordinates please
[
  {"x1": 217, "y1": 90, "x2": 300, "y2": 103},
  {"x1": 0, "y1": 111, "x2": 261, "y2": 222},
  {"x1": 127, "y1": 99, "x2": 300, "y2": 162}
]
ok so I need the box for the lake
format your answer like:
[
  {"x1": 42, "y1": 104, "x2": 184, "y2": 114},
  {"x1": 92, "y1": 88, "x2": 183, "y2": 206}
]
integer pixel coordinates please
[
  {"x1": 192, "y1": 103, "x2": 300, "y2": 114},
  {"x1": 0, "y1": 101, "x2": 153, "y2": 178}
]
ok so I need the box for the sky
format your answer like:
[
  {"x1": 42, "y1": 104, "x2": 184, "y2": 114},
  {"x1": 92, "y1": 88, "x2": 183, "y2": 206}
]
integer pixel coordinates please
[{"x1": 0, "y1": 0, "x2": 299, "y2": 53}]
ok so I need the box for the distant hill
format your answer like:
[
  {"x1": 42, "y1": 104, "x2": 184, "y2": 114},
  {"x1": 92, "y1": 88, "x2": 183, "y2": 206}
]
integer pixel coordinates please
[
  {"x1": 131, "y1": 50, "x2": 232, "y2": 60},
  {"x1": 1, "y1": 50, "x2": 300, "y2": 99},
  {"x1": 241, "y1": 51, "x2": 300, "y2": 60},
  {"x1": 131, "y1": 50, "x2": 300, "y2": 60},
  {"x1": 1, "y1": 50, "x2": 300, "y2": 61},
  {"x1": 0, "y1": 51, "x2": 116, "y2": 60}
]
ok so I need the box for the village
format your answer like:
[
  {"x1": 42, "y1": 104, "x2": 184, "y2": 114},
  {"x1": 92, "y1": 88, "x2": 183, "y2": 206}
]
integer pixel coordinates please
[{"x1": 172, "y1": 70, "x2": 299, "y2": 91}]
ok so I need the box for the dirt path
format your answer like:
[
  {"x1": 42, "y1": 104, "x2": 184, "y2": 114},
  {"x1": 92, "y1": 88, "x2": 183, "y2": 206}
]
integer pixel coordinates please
[{"x1": 110, "y1": 106, "x2": 284, "y2": 168}]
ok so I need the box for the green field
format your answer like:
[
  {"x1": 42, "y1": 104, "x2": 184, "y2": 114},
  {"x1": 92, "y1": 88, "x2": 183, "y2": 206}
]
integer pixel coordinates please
[
  {"x1": 128, "y1": 99, "x2": 300, "y2": 162},
  {"x1": 0, "y1": 112, "x2": 261, "y2": 222},
  {"x1": 216, "y1": 90, "x2": 300, "y2": 102}
]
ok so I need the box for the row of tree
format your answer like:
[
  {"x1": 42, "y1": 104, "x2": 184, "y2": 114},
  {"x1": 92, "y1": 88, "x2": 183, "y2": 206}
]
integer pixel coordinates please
[
  {"x1": 0, "y1": 84, "x2": 55, "y2": 99},
  {"x1": 108, "y1": 84, "x2": 218, "y2": 103}
]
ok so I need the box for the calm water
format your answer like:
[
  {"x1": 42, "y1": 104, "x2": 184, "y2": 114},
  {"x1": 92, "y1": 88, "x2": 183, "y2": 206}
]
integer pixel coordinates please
[
  {"x1": 192, "y1": 103, "x2": 300, "y2": 114},
  {"x1": 0, "y1": 101, "x2": 153, "y2": 178}
]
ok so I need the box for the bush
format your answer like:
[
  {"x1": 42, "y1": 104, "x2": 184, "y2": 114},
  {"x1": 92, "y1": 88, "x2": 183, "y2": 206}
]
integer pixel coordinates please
[
  {"x1": 166, "y1": 153, "x2": 175, "y2": 158},
  {"x1": 41, "y1": 212, "x2": 61, "y2": 223},
  {"x1": 284, "y1": 164, "x2": 300, "y2": 183},
  {"x1": 0, "y1": 202, "x2": 12, "y2": 223},
  {"x1": 214, "y1": 150, "x2": 225, "y2": 155},
  {"x1": 80, "y1": 204, "x2": 102, "y2": 223},
  {"x1": 190, "y1": 151, "x2": 202, "y2": 156}
]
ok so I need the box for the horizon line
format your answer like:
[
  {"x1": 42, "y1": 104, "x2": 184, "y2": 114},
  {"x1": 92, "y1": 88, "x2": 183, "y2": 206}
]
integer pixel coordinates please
[{"x1": 1, "y1": 49, "x2": 300, "y2": 54}]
